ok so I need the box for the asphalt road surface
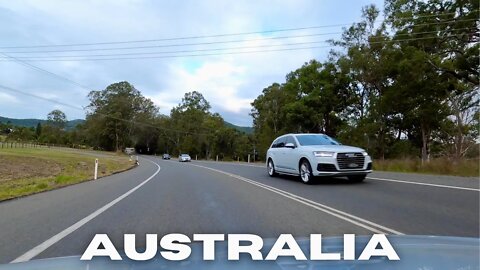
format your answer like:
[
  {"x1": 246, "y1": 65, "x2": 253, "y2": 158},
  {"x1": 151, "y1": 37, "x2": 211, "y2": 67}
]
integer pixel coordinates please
[{"x1": 0, "y1": 156, "x2": 478, "y2": 264}]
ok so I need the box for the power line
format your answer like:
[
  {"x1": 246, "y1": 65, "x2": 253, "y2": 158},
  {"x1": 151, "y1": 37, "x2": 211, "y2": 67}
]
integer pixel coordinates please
[
  {"x1": 0, "y1": 40, "x2": 326, "y2": 59},
  {"x1": 1, "y1": 18, "x2": 476, "y2": 54},
  {"x1": 0, "y1": 84, "x2": 85, "y2": 111},
  {"x1": 0, "y1": 11, "x2": 467, "y2": 49},
  {"x1": 0, "y1": 52, "x2": 93, "y2": 90},
  {"x1": 0, "y1": 32, "x2": 340, "y2": 54},
  {"x1": 0, "y1": 25, "x2": 347, "y2": 49},
  {"x1": 0, "y1": 27, "x2": 472, "y2": 60},
  {"x1": 1, "y1": 32, "x2": 474, "y2": 62}
]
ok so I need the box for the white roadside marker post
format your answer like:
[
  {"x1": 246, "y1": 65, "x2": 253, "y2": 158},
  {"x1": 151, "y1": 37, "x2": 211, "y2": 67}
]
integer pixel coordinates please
[
  {"x1": 248, "y1": 154, "x2": 250, "y2": 163},
  {"x1": 94, "y1": 159, "x2": 98, "y2": 180},
  {"x1": 136, "y1": 155, "x2": 139, "y2": 165},
  {"x1": 216, "y1": 155, "x2": 218, "y2": 162}
]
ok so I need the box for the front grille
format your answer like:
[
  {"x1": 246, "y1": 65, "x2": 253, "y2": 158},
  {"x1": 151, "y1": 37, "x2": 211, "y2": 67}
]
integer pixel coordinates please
[
  {"x1": 337, "y1": 152, "x2": 365, "y2": 170},
  {"x1": 317, "y1": 163, "x2": 337, "y2": 172}
]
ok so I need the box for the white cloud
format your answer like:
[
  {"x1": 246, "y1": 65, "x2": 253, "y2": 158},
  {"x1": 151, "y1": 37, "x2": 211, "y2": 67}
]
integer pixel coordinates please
[
  {"x1": 0, "y1": 92, "x2": 20, "y2": 104},
  {"x1": 0, "y1": 0, "x2": 384, "y2": 126}
]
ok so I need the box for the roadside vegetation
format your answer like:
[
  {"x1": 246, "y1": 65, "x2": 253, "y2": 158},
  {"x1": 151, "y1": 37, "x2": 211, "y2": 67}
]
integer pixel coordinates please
[
  {"x1": 373, "y1": 158, "x2": 479, "y2": 177},
  {"x1": 0, "y1": 0, "x2": 477, "y2": 178},
  {"x1": 0, "y1": 147, "x2": 135, "y2": 201}
]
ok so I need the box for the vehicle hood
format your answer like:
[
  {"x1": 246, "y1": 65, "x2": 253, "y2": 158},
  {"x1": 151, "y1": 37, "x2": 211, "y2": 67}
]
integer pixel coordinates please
[
  {"x1": 301, "y1": 144, "x2": 365, "y2": 153},
  {"x1": 1, "y1": 236, "x2": 478, "y2": 270}
]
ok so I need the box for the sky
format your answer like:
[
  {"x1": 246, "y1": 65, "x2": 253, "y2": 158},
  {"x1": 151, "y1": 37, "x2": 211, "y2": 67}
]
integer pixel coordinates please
[{"x1": 0, "y1": 0, "x2": 383, "y2": 126}]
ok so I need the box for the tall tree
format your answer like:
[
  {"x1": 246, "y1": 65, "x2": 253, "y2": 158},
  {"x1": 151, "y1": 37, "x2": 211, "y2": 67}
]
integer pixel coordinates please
[
  {"x1": 35, "y1": 122, "x2": 42, "y2": 139},
  {"x1": 47, "y1": 110, "x2": 67, "y2": 129},
  {"x1": 85, "y1": 81, "x2": 158, "y2": 151}
]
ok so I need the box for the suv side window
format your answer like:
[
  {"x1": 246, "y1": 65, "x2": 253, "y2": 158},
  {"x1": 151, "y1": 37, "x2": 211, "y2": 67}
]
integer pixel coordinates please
[
  {"x1": 285, "y1": 136, "x2": 297, "y2": 147},
  {"x1": 271, "y1": 138, "x2": 279, "y2": 148},
  {"x1": 271, "y1": 136, "x2": 286, "y2": 148}
]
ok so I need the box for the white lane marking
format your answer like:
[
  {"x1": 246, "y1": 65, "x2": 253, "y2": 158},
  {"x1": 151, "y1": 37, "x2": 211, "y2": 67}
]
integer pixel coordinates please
[
  {"x1": 190, "y1": 163, "x2": 404, "y2": 235},
  {"x1": 367, "y1": 177, "x2": 479, "y2": 192},
  {"x1": 11, "y1": 158, "x2": 162, "y2": 263},
  {"x1": 194, "y1": 160, "x2": 265, "y2": 168},
  {"x1": 196, "y1": 161, "x2": 478, "y2": 191}
]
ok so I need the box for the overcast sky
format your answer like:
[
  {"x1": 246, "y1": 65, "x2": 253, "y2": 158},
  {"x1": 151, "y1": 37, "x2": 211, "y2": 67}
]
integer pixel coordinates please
[{"x1": 0, "y1": 0, "x2": 383, "y2": 126}]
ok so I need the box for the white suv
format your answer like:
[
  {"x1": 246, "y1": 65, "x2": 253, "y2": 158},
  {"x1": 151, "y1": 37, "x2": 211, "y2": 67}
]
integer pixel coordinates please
[{"x1": 266, "y1": 133, "x2": 372, "y2": 184}]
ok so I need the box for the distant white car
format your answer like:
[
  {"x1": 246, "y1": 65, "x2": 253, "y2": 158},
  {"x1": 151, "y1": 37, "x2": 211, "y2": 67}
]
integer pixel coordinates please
[
  {"x1": 124, "y1": 147, "x2": 135, "y2": 155},
  {"x1": 266, "y1": 133, "x2": 372, "y2": 184},
  {"x1": 179, "y1": 154, "x2": 191, "y2": 162}
]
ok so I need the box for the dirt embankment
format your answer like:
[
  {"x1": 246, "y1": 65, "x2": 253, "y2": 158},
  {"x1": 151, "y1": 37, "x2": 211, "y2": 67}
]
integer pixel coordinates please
[{"x1": 0, "y1": 156, "x2": 62, "y2": 182}]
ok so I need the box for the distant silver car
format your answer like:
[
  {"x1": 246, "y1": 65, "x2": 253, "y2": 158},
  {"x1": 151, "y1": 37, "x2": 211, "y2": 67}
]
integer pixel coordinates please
[
  {"x1": 179, "y1": 154, "x2": 191, "y2": 162},
  {"x1": 266, "y1": 133, "x2": 372, "y2": 184}
]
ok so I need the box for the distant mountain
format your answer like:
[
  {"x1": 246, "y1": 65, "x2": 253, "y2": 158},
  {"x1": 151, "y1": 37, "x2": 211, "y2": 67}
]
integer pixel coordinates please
[
  {"x1": 0, "y1": 116, "x2": 254, "y2": 134},
  {"x1": 0, "y1": 116, "x2": 84, "y2": 130},
  {"x1": 225, "y1": 121, "x2": 254, "y2": 134}
]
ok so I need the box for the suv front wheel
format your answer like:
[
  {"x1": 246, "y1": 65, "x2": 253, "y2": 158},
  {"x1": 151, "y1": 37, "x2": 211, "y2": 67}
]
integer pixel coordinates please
[
  {"x1": 267, "y1": 159, "x2": 277, "y2": 177},
  {"x1": 299, "y1": 160, "x2": 314, "y2": 184}
]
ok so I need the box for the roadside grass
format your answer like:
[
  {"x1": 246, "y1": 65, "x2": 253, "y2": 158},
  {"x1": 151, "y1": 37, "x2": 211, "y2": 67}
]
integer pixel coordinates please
[
  {"x1": 373, "y1": 158, "x2": 479, "y2": 177},
  {"x1": 209, "y1": 157, "x2": 478, "y2": 177},
  {"x1": 0, "y1": 147, "x2": 136, "y2": 201}
]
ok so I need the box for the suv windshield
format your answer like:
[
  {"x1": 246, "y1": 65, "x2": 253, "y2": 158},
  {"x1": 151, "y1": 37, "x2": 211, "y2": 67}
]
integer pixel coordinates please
[{"x1": 295, "y1": 134, "x2": 340, "y2": 146}]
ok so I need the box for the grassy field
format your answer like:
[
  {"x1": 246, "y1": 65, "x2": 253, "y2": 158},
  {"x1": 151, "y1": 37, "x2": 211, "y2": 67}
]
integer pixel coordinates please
[
  {"x1": 373, "y1": 158, "x2": 479, "y2": 177},
  {"x1": 0, "y1": 147, "x2": 136, "y2": 201}
]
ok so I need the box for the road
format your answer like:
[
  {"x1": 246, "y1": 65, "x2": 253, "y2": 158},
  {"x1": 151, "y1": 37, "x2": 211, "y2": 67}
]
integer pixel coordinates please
[{"x1": 0, "y1": 156, "x2": 478, "y2": 264}]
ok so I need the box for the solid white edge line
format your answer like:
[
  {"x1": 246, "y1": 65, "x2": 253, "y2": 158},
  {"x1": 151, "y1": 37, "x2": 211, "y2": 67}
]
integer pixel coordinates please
[
  {"x1": 189, "y1": 163, "x2": 404, "y2": 236},
  {"x1": 367, "y1": 177, "x2": 480, "y2": 192},
  {"x1": 11, "y1": 158, "x2": 161, "y2": 264},
  {"x1": 194, "y1": 160, "x2": 265, "y2": 168}
]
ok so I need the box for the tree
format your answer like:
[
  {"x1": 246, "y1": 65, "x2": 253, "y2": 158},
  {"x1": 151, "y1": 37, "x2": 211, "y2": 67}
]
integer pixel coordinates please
[
  {"x1": 383, "y1": 0, "x2": 479, "y2": 161},
  {"x1": 85, "y1": 81, "x2": 159, "y2": 151},
  {"x1": 284, "y1": 59, "x2": 354, "y2": 137},
  {"x1": 169, "y1": 91, "x2": 215, "y2": 157},
  {"x1": 35, "y1": 122, "x2": 42, "y2": 139},
  {"x1": 47, "y1": 110, "x2": 67, "y2": 129},
  {"x1": 251, "y1": 83, "x2": 291, "y2": 158},
  {"x1": 249, "y1": 0, "x2": 478, "y2": 161}
]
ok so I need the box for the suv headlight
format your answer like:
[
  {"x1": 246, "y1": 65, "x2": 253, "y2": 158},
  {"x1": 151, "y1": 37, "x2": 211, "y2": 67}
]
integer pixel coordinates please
[
  {"x1": 313, "y1": 151, "x2": 335, "y2": 157},
  {"x1": 362, "y1": 151, "x2": 369, "y2": 156}
]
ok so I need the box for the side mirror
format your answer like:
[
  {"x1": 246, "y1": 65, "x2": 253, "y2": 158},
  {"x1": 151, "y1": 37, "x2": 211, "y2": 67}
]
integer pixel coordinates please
[{"x1": 285, "y1": 143, "x2": 295, "y2": 149}]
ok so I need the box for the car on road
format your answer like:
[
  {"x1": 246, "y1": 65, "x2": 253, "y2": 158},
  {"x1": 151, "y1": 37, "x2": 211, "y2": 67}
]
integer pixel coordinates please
[
  {"x1": 266, "y1": 133, "x2": 372, "y2": 184},
  {"x1": 179, "y1": 154, "x2": 191, "y2": 162},
  {"x1": 162, "y1": 154, "x2": 171, "y2": 160},
  {"x1": 124, "y1": 147, "x2": 135, "y2": 155}
]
